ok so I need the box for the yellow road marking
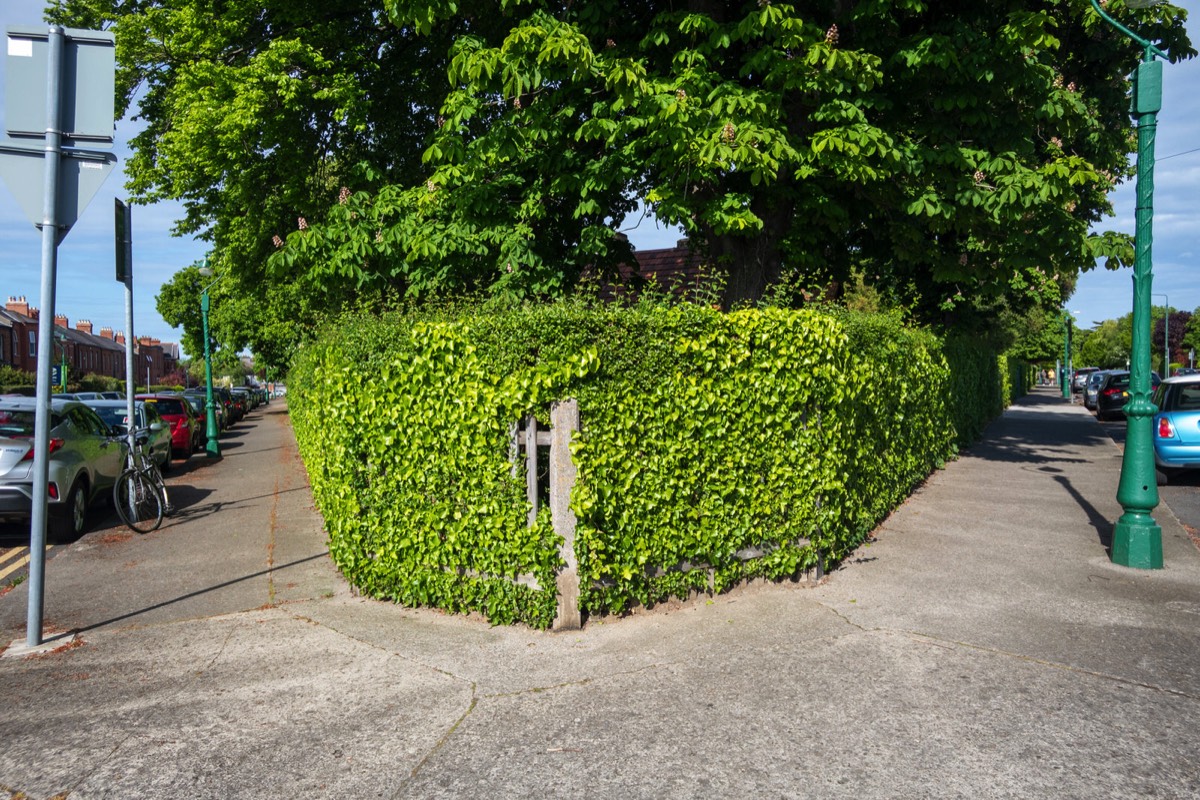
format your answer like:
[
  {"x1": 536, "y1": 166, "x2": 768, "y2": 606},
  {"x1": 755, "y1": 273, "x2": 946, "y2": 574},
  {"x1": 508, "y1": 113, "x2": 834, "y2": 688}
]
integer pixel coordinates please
[
  {"x1": 0, "y1": 545, "x2": 52, "y2": 582},
  {"x1": 0, "y1": 546, "x2": 28, "y2": 569}
]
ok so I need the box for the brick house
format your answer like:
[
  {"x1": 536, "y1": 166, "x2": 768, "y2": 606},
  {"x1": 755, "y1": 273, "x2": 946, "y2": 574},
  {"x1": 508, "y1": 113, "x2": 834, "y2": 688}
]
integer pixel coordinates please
[
  {"x1": 2, "y1": 297, "x2": 39, "y2": 373},
  {"x1": 0, "y1": 312, "x2": 12, "y2": 367},
  {"x1": 2, "y1": 295, "x2": 180, "y2": 386},
  {"x1": 593, "y1": 238, "x2": 713, "y2": 304}
]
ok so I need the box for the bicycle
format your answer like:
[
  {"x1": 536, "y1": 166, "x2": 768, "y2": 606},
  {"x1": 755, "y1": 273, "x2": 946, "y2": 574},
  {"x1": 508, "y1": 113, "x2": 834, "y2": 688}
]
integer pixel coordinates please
[{"x1": 113, "y1": 428, "x2": 171, "y2": 533}]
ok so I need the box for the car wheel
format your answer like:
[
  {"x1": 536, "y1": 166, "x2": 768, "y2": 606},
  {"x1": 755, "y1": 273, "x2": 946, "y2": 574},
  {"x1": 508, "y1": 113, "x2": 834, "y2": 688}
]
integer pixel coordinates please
[
  {"x1": 159, "y1": 449, "x2": 172, "y2": 474},
  {"x1": 49, "y1": 478, "x2": 88, "y2": 542}
]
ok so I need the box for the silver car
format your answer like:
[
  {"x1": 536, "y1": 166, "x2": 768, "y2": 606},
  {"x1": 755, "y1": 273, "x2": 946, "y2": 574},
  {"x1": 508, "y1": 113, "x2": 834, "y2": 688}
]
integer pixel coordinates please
[
  {"x1": 1084, "y1": 370, "x2": 1111, "y2": 412},
  {"x1": 0, "y1": 397, "x2": 124, "y2": 539}
]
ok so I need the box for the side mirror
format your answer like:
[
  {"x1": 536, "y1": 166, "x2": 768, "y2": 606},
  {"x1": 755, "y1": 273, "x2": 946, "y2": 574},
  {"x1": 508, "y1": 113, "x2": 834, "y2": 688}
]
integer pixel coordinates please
[{"x1": 150, "y1": 422, "x2": 166, "y2": 432}]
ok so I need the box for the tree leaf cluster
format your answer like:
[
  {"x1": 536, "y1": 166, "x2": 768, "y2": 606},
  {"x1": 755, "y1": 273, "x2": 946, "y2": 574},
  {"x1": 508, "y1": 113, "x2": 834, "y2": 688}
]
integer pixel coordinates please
[{"x1": 51, "y1": 0, "x2": 1194, "y2": 365}]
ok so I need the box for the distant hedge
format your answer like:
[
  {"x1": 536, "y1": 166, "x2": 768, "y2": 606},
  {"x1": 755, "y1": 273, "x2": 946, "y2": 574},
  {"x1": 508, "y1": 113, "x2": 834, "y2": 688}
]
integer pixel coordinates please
[{"x1": 290, "y1": 302, "x2": 1018, "y2": 628}]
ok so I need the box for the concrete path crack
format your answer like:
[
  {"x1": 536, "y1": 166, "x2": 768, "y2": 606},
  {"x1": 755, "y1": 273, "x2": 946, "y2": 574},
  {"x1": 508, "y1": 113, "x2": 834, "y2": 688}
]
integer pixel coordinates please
[{"x1": 815, "y1": 599, "x2": 1200, "y2": 702}]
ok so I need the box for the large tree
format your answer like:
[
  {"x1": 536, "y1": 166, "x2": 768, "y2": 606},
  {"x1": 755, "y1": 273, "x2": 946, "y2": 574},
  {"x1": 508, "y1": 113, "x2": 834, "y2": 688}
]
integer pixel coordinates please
[
  {"x1": 51, "y1": 0, "x2": 452, "y2": 367},
  {"x1": 285, "y1": 0, "x2": 1192, "y2": 313},
  {"x1": 53, "y1": 1, "x2": 1194, "y2": 360}
]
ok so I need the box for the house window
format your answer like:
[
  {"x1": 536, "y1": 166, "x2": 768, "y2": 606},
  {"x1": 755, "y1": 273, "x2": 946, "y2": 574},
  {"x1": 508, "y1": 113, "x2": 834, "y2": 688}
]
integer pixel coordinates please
[{"x1": 28, "y1": 331, "x2": 36, "y2": 357}]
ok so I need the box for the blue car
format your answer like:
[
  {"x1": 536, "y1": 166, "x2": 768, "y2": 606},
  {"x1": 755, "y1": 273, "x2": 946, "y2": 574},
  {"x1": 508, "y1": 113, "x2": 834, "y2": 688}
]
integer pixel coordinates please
[{"x1": 1152, "y1": 375, "x2": 1200, "y2": 484}]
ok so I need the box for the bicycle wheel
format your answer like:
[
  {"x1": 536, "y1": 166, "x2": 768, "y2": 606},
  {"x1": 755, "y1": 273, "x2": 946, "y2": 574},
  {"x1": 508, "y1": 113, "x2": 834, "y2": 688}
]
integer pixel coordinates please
[{"x1": 113, "y1": 469, "x2": 164, "y2": 533}]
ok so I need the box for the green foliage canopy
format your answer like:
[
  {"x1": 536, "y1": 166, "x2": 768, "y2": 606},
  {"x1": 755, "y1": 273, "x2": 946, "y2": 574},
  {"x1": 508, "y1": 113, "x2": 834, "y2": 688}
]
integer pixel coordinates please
[{"x1": 51, "y1": 0, "x2": 1194, "y2": 359}]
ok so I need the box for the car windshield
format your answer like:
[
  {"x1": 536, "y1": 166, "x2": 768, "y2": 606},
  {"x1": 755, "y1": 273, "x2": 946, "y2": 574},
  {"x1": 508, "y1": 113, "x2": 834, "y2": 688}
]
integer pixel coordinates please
[
  {"x1": 148, "y1": 398, "x2": 186, "y2": 415},
  {"x1": 92, "y1": 407, "x2": 141, "y2": 429}
]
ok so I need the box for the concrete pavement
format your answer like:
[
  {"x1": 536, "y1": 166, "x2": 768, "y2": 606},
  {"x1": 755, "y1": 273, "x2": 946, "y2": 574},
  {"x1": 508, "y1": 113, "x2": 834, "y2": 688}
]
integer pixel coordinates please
[{"x1": 1, "y1": 387, "x2": 1198, "y2": 798}]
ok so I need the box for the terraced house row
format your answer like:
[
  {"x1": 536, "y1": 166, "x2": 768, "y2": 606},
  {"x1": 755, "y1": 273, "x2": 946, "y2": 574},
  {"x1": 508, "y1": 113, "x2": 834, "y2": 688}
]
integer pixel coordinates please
[{"x1": 0, "y1": 296, "x2": 178, "y2": 385}]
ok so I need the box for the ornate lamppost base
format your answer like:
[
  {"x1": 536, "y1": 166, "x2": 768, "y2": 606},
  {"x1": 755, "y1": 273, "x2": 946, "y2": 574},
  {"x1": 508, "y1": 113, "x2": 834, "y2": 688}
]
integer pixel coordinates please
[{"x1": 1112, "y1": 514, "x2": 1163, "y2": 569}]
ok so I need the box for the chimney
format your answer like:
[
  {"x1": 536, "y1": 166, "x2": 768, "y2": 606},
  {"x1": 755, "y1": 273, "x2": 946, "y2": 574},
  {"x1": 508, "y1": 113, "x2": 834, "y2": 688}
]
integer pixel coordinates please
[
  {"x1": 76, "y1": 320, "x2": 94, "y2": 334},
  {"x1": 99, "y1": 327, "x2": 114, "y2": 340},
  {"x1": 115, "y1": 332, "x2": 125, "y2": 345},
  {"x1": 54, "y1": 314, "x2": 69, "y2": 328},
  {"x1": 5, "y1": 296, "x2": 29, "y2": 317}
]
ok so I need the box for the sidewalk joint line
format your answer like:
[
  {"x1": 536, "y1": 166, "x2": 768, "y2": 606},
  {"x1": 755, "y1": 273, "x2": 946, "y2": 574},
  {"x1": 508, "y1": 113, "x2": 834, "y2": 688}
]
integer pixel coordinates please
[
  {"x1": 395, "y1": 691, "x2": 479, "y2": 794},
  {"x1": 907, "y1": 631, "x2": 1200, "y2": 702}
]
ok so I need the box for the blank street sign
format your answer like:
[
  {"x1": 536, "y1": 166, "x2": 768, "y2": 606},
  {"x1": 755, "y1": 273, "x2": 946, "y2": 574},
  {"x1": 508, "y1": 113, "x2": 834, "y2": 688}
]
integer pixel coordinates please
[
  {"x1": 5, "y1": 26, "x2": 115, "y2": 148},
  {"x1": 0, "y1": 139, "x2": 117, "y2": 242}
]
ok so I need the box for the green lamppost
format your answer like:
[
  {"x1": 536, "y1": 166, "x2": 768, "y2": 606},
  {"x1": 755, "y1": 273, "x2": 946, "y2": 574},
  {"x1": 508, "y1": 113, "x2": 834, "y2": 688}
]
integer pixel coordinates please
[
  {"x1": 198, "y1": 262, "x2": 222, "y2": 459},
  {"x1": 1062, "y1": 310, "x2": 1073, "y2": 400},
  {"x1": 1091, "y1": 0, "x2": 1167, "y2": 569},
  {"x1": 52, "y1": 331, "x2": 68, "y2": 393}
]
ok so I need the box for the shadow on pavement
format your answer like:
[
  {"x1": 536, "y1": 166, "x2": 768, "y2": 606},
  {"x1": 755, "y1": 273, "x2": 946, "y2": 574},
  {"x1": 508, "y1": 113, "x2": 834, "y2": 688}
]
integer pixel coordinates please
[
  {"x1": 1053, "y1": 475, "x2": 1113, "y2": 554},
  {"x1": 960, "y1": 391, "x2": 1116, "y2": 465},
  {"x1": 64, "y1": 551, "x2": 330, "y2": 640},
  {"x1": 161, "y1": 485, "x2": 311, "y2": 525}
]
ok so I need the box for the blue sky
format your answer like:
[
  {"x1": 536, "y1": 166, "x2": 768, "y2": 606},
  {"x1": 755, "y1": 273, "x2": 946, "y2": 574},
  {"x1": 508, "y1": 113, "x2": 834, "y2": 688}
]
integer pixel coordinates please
[{"x1": 1, "y1": 1, "x2": 1196, "y2": 359}]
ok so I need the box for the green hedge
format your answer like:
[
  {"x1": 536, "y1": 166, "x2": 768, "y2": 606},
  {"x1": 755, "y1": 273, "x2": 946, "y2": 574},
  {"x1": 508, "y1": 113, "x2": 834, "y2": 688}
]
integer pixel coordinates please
[{"x1": 291, "y1": 303, "x2": 1012, "y2": 628}]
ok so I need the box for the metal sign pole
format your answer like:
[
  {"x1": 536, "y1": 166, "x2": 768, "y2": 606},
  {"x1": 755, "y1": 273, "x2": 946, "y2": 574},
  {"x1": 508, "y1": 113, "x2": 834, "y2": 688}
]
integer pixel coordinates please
[
  {"x1": 122, "y1": 201, "x2": 135, "y2": 453},
  {"x1": 26, "y1": 26, "x2": 65, "y2": 649}
]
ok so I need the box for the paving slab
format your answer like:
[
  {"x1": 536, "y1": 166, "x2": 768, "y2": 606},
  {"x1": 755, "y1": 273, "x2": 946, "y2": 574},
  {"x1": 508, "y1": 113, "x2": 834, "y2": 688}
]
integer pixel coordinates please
[{"x1": 1, "y1": 388, "x2": 1198, "y2": 799}]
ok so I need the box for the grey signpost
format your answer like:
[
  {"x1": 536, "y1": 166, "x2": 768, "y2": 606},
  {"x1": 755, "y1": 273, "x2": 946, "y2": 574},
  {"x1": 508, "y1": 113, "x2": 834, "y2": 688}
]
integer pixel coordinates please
[
  {"x1": 116, "y1": 198, "x2": 136, "y2": 471},
  {"x1": 0, "y1": 25, "x2": 116, "y2": 650}
]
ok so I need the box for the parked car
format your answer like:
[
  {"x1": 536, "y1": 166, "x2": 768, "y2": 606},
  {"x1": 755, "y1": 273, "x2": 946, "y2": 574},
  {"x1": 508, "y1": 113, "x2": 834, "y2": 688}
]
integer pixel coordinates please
[
  {"x1": 185, "y1": 388, "x2": 233, "y2": 429},
  {"x1": 82, "y1": 399, "x2": 173, "y2": 473},
  {"x1": 1095, "y1": 370, "x2": 1162, "y2": 422},
  {"x1": 1083, "y1": 370, "x2": 1112, "y2": 412},
  {"x1": 1152, "y1": 375, "x2": 1200, "y2": 484},
  {"x1": 0, "y1": 397, "x2": 124, "y2": 539},
  {"x1": 1071, "y1": 367, "x2": 1100, "y2": 394},
  {"x1": 230, "y1": 386, "x2": 257, "y2": 413},
  {"x1": 99, "y1": 391, "x2": 124, "y2": 400},
  {"x1": 222, "y1": 388, "x2": 244, "y2": 424},
  {"x1": 216, "y1": 387, "x2": 244, "y2": 425},
  {"x1": 182, "y1": 392, "x2": 224, "y2": 434},
  {"x1": 137, "y1": 394, "x2": 200, "y2": 459}
]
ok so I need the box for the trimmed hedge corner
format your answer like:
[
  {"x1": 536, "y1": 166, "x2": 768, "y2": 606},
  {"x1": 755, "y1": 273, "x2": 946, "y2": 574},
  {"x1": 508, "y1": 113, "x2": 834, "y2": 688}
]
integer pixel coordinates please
[{"x1": 290, "y1": 303, "x2": 1017, "y2": 628}]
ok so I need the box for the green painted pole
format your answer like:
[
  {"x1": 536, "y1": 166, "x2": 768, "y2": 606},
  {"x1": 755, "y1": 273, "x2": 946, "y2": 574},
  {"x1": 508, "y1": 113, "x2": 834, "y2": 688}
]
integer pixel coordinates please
[
  {"x1": 201, "y1": 288, "x2": 221, "y2": 458},
  {"x1": 1113, "y1": 48, "x2": 1164, "y2": 569},
  {"x1": 1062, "y1": 313, "x2": 1071, "y2": 400},
  {"x1": 1090, "y1": 0, "x2": 1165, "y2": 568}
]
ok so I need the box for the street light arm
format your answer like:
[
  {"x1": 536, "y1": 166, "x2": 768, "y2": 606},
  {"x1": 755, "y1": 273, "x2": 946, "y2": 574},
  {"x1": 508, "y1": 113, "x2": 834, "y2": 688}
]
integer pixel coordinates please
[
  {"x1": 197, "y1": 264, "x2": 224, "y2": 295},
  {"x1": 1089, "y1": 0, "x2": 1168, "y2": 59}
]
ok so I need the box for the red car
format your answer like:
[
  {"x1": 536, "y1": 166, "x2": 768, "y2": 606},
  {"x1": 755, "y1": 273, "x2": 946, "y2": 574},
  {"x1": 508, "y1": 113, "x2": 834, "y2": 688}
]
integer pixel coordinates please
[{"x1": 137, "y1": 394, "x2": 200, "y2": 459}]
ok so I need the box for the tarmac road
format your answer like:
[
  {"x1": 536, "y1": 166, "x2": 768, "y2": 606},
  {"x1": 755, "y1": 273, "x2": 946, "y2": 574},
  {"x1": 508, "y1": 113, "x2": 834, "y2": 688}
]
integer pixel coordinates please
[{"x1": 0, "y1": 388, "x2": 1198, "y2": 799}]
